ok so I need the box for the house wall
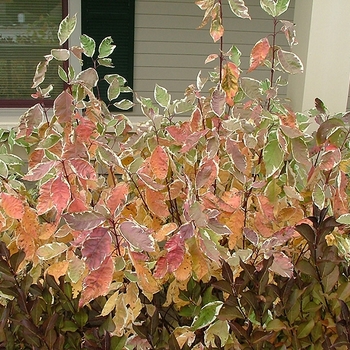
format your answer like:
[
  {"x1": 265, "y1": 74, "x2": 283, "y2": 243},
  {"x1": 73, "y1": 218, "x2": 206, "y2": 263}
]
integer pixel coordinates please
[{"x1": 0, "y1": 0, "x2": 298, "y2": 127}]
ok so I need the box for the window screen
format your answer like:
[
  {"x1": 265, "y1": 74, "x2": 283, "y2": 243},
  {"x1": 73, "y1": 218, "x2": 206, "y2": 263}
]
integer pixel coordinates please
[
  {"x1": 81, "y1": 0, "x2": 135, "y2": 109},
  {"x1": 0, "y1": 0, "x2": 65, "y2": 106}
]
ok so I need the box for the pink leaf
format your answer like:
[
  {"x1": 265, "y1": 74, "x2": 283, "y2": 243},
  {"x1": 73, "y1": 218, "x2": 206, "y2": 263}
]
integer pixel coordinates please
[
  {"x1": 1, "y1": 193, "x2": 24, "y2": 220},
  {"x1": 63, "y1": 211, "x2": 105, "y2": 231},
  {"x1": 106, "y1": 183, "x2": 129, "y2": 214},
  {"x1": 23, "y1": 161, "x2": 58, "y2": 181},
  {"x1": 16, "y1": 104, "x2": 44, "y2": 138},
  {"x1": 153, "y1": 256, "x2": 168, "y2": 279},
  {"x1": 166, "y1": 122, "x2": 192, "y2": 144},
  {"x1": 79, "y1": 256, "x2": 114, "y2": 307},
  {"x1": 165, "y1": 233, "x2": 185, "y2": 272},
  {"x1": 180, "y1": 130, "x2": 208, "y2": 153},
  {"x1": 82, "y1": 227, "x2": 112, "y2": 270},
  {"x1": 51, "y1": 176, "x2": 71, "y2": 215},
  {"x1": 248, "y1": 37, "x2": 270, "y2": 73},
  {"x1": 68, "y1": 158, "x2": 97, "y2": 180},
  {"x1": 270, "y1": 252, "x2": 293, "y2": 278},
  {"x1": 54, "y1": 90, "x2": 74, "y2": 123},
  {"x1": 119, "y1": 220, "x2": 155, "y2": 252}
]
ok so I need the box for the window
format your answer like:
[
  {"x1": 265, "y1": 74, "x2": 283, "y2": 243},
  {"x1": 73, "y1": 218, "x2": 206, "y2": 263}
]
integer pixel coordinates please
[
  {"x1": 81, "y1": 0, "x2": 135, "y2": 108},
  {"x1": 0, "y1": 0, "x2": 68, "y2": 107}
]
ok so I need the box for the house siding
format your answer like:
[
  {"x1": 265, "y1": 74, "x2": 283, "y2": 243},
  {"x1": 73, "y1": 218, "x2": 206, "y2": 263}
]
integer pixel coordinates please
[
  {"x1": 0, "y1": 0, "x2": 296, "y2": 126},
  {"x1": 132, "y1": 0, "x2": 295, "y2": 121}
]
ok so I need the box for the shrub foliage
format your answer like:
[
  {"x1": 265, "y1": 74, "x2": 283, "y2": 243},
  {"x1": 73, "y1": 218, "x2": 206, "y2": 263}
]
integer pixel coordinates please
[{"x1": 0, "y1": 0, "x2": 350, "y2": 349}]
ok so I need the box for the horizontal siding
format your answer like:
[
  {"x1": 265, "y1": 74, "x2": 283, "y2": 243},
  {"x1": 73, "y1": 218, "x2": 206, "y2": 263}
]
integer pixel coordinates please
[{"x1": 130, "y1": 0, "x2": 295, "y2": 119}]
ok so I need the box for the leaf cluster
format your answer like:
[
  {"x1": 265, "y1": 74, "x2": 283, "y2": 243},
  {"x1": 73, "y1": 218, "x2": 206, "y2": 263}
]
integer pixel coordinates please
[{"x1": 0, "y1": 1, "x2": 350, "y2": 349}]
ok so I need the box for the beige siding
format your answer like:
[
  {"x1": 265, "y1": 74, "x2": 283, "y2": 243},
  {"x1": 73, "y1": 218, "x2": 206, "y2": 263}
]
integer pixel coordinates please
[
  {"x1": 0, "y1": 0, "x2": 295, "y2": 126},
  {"x1": 131, "y1": 0, "x2": 295, "y2": 120}
]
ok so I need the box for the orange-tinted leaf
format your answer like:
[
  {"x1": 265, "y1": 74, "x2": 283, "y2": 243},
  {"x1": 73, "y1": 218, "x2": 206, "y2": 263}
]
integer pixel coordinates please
[
  {"x1": 150, "y1": 146, "x2": 169, "y2": 180},
  {"x1": 248, "y1": 37, "x2": 270, "y2": 73},
  {"x1": 174, "y1": 253, "x2": 192, "y2": 282},
  {"x1": 221, "y1": 62, "x2": 239, "y2": 106},
  {"x1": 51, "y1": 176, "x2": 71, "y2": 215},
  {"x1": 129, "y1": 251, "x2": 160, "y2": 294},
  {"x1": 154, "y1": 222, "x2": 178, "y2": 241},
  {"x1": 220, "y1": 209, "x2": 244, "y2": 249},
  {"x1": 1, "y1": 193, "x2": 24, "y2": 220},
  {"x1": 106, "y1": 183, "x2": 129, "y2": 214},
  {"x1": 45, "y1": 261, "x2": 69, "y2": 284},
  {"x1": 79, "y1": 256, "x2": 114, "y2": 307},
  {"x1": 82, "y1": 227, "x2": 112, "y2": 270},
  {"x1": 16, "y1": 225, "x2": 37, "y2": 260},
  {"x1": 145, "y1": 187, "x2": 170, "y2": 219},
  {"x1": 196, "y1": 159, "x2": 218, "y2": 189},
  {"x1": 37, "y1": 179, "x2": 54, "y2": 215},
  {"x1": 188, "y1": 238, "x2": 209, "y2": 281}
]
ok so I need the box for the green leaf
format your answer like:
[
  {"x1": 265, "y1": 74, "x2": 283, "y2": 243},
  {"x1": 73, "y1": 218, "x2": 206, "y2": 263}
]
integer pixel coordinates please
[
  {"x1": 37, "y1": 242, "x2": 68, "y2": 260},
  {"x1": 58, "y1": 14, "x2": 77, "y2": 46},
  {"x1": 154, "y1": 84, "x2": 171, "y2": 108},
  {"x1": 107, "y1": 78, "x2": 121, "y2": 101},
  {"x1": 227, "y1": 0, "x2": 251, "y2": 19},
  {"x1": 204, "y1": 320, "x2": 230, "y2": 347},
  {"x1": 98, "y1": 36, "x2": 116, "y2": 58},
  {"x1": 266, "y1": 319, "x2": 287, "y2": 331},
  {"x1": 114, "y1": 99, "x2": 135, "y2": 110},
  {"x1": 0, "y1": 160, "x2": 8, "y2": 178},
  {"x1": 80, "y1": 34, "x2": 96, "y2": 57},
  {"x1": 277, "y1": 49, "x2": 303, "y2": 74},
  {"x1": 276, "y1": 0, "x2": 290, "y2": 16},
  {"x1": 191, "y1": 301, "x2": 223, "y2": 330},
  {"x1": 337, "y1": 213, "x2": 350, "y2": 225},
  {"x1": 51, "y1": 49, "x2": 70, "y2": 61},
  {"x1": 263, "y1": 139, "x2": 284, "y2": 177},
  {"x1": 297, "y1": 319, "x2": 315, "y2": 339},
  {"x1": 98, "y1": 58, "x2": 114, "y2": 67},
  {"x1": 38, "y1": 134, "x2": 61, "y2": 149},
  {"x1": 227, "y1": 45, "x2": 241, "y2": 66},
  {"x1": 58, "y1": 66, "x2": 68, "y2": 83},
  {"x1": 0, "y1": 154, "x2": 23, "y2": 165}
]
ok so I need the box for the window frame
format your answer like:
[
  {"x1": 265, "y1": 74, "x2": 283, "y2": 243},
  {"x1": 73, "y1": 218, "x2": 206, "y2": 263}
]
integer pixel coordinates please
[{"x1": 0, "y1": 0, "x2": 69, "y2": 108}]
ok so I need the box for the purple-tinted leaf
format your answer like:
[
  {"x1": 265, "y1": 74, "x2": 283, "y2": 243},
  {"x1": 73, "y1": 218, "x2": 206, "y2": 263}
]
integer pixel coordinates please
[
  {"x1": 226, "y1": 139, "x2": 246, "y2": 173},
  {"x1": 243, "y1": 227, "x2": 259, "y2": 246},
  {"x1": 208, "y1": 218, "x2": 231, "y2": 235},
  {"x1": 211, "y1": 88, "x2": 226, "y2": 117},
  {"x1": 82, "y1": 227, "x2": 112, "y2": 270},
  {"x1": 316, "y1": 118, "x2": 344, "y2": 145},
  {"x1": 199, "y1": 230, "x2": 221, "y2": 263},
  {"x1": 119, "y1": 220, "x2": 155, "y2": 252},
  {"x1": 178, "y1": 222, "x2": 194, "y2": 240},
  {"x1": 63, "y1": 211, "x2": 105, "y2": 231}
]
